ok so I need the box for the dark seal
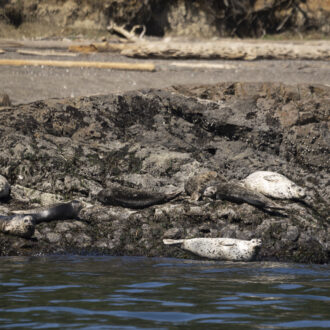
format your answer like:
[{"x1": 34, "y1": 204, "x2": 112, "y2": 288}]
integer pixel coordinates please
[
  {"x1": 97, "y1": 184, "x2": 182, "y2": 209},
  {"x1": 203, "y1": 181, "x2": 285, "y2": 212},
  {"x1": 15, "y1": 200, "x2": 83, "y2": 223}
]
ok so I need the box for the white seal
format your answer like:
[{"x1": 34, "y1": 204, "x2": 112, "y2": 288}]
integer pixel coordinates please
[
  {"x1": 243, "y1": 171, "x2": 306, "y2": 200},
  {"x1": 0, "y1": 175, "x2": 10, "y2": 199},
  {"x1": 0, "y1": 215, "x2": 35, "y2": 238},
  {"x1": 163, "y1": 237, "x2": 261, "y2": 261}
]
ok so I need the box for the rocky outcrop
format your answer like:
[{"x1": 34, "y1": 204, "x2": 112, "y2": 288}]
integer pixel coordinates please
[
  {"x1": 0, "y1": 0, "x2": 329, "y2": 38},
  {"x1": 0, "y1": 82, "x2": 329, "y2": 263}
]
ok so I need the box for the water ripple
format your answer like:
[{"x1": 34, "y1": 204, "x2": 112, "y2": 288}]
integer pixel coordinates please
[{"x1": 0, "y1": 256, "x2": 329, "y2": 329}]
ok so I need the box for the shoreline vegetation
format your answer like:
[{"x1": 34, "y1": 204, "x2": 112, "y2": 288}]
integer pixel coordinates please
[{"x1": 0, "y1": 0, "x2": 329, "y2": 40}]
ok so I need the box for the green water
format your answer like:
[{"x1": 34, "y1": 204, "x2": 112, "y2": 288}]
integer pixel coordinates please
[{"x1": 0, "y1": 256, "x2": 329, "y2": 329}]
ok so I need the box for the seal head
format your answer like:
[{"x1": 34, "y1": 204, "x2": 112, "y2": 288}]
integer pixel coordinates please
[
  {"x1": 184, "y1": 171, "x2": 220, "y2": 201},
  {"x1": 0, "y1": 215, "x2": 35, "y2": 238}
]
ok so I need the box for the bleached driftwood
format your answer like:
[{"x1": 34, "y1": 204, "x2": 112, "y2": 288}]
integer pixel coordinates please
[
  {"x1": 118, "y1": 40, "x2": 330, "y2": 60},
  {"x1": 17, "y1": 49, "x2": 78, "y2": 57},
  {"x1": 0, "y1": 58, "x2": 156, "y2": 71},
  {"x1": 107, "y1": 21, "x2": 146, "y2": 42},
  {"x1": 170, "y1": 62, "x2": 236, "y2": 69}
]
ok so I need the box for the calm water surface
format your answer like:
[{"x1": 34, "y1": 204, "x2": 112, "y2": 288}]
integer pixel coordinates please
[{"x1": 0, "y1": 256, "x2": 329, "y2": 329}]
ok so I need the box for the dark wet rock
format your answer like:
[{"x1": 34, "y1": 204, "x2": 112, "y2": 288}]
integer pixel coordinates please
[{"x1": 0, "y1": 82, "x2": 329, "y2": 263}]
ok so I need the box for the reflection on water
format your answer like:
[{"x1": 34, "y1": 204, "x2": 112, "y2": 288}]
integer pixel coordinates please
[{"x1": 0, "y1": 256, "x2": 329, "y2": 329}]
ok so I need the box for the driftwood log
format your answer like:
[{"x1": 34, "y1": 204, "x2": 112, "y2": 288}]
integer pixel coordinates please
[
  {"x1": 82, "y1": 40, "x2": 330, "y2": 61},
  {"x1": 17, "y1": 49, "x2": 78, "y2": 57},
  {"x1": 0, "y1": 59, "x2": 155, "y2": 71},
  {"x1": 120, "y1": 40, "x2": 330, "y2": 60}
]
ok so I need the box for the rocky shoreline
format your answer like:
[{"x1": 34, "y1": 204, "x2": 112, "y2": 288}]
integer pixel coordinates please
[{"x1": 0, "y1": 82, "x2": 329, "y2": 263}]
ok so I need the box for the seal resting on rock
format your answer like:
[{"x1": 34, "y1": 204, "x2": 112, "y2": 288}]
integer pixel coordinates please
[
  {"x1": 203, "y1": 181, "x2": 285, "y2": 211},
  {"x1": 184, "y1": 171, "x2": 223, "y2": 201},
  {"x1": 163, "y1": 237, "x2": 261, "y2": 261},
  {"x1": 0, "y1": 175, "x2": 10, "y2": 199},
  {"x1": 12, "y1": 200, "x2": 82, "y2": 223},
  {"x1": 0, "y1": 215, "x2": 35, "y2": 238},
  {"x1": 243, "y1": 171, "x2": 306, "y2": 200},
  {"x1": 97, "y1": 184, "x2": 182, "y2": 209}
]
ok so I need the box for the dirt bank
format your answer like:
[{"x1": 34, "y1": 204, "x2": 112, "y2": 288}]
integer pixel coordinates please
[
  {"x1": 0, "y1": 82, "x2": 329, "y2": 263},
  {"x1": 0, "y1": 0, "x2": 329, "y2": 39}
]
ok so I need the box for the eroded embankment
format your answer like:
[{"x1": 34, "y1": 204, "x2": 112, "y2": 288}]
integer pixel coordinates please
[
  {"x1": 0, "y1": 82, "x2": 329, "y2": 262},
  {"x1": 0, "y1": 0, "x2": 329, "y2": 38}
]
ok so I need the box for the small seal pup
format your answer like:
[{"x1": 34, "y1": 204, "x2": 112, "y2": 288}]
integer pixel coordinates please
[
  {"x1": 243, "y1": 171, "x2": 306, "y2": 200},
  {"x1": 163, "y1": 237, "x2": 262, "y2": 261},
  {"x1": 184, "y1": 171, "x2": 223, "y2": 201},
  {"x1": 0, "y1": 93, "x2": 11, "y2": 106},
  {"x1": 12, "y1": 200, "x2": 82, "y2": 223},
  {"x1": 97, "y1": 184, "x2": 182, "y2": 209},
  {"x1": 0, "y1": 215, "x2": 35, "y2": 238},
  {"x1": 203, "y1": 181, "x2": 285, "y2": 211},
  {"x1": 0, "y1": 175, "x2": 10, "y2": 199}
]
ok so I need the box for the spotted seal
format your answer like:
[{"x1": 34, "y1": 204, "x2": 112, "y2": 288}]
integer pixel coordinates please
[
  {"x1": 243, "y1": 171, "x2": 306, "y2": 200},
  {"x1": 163, "y1": 237, "x2": 262, "y2": 261},
  {"x1": 0, "y1": 93, "x2": 11, "y2": 107},
  {"x1": 0, "y1": 215, "x2": 35, "y2": 238},
  {"x1": 13, "y1": 200, "x2": 82, "y2": 223},
  {"x1": 203, "y1": 181, "x2": 285, "y2": 211},
  {"x1": 0, "y1": 175, "x2": 10, "y2": 199},
  {"x1": 97, "y1": 184, "x2": 182, "y2": 209},
  {"x1": 184, "y1": 171, "x2": 223, "y2": 201}
]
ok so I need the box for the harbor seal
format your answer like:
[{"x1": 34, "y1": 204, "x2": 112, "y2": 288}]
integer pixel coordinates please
[
  {"x1": 12, "y1": 200, "x2": 82, "y2": 223},
  {"x1": 0, "y1": 215, "x2": 35, "y2": 238},
  {"x1": 163, "y1": 237, "x2": 262, "y2": 261},
  {"x1": 243, "y1": 171, "x2": 306, "y2": 200},
  {"x1": 184, "y1": 171, "x2": 223, "y2": 201},
  {"x1": 0, "y1": 175, "x2": 10, "y2": 199},
  {"x1": 0, "y1": 93, "x2": 11, "y2": 107},
  {"x1": 203, "y1": 181, "x2": 285, "y2": 211},
  {"x1": 97, "y1": 184, "x2": 182, "y2": 209}
]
